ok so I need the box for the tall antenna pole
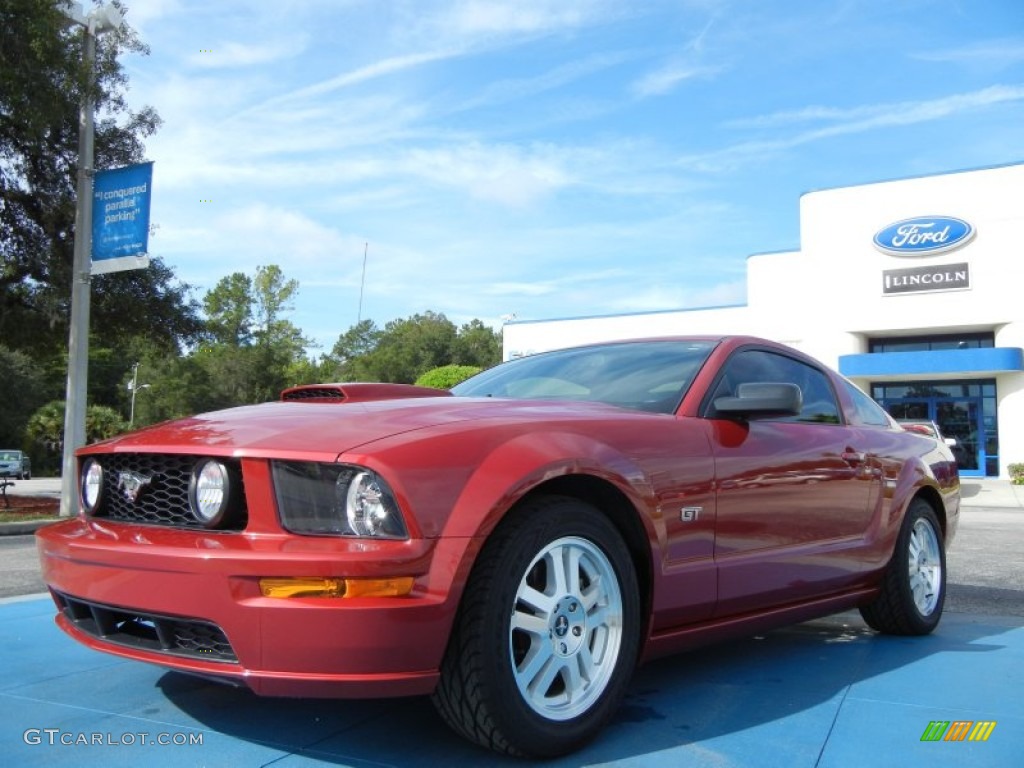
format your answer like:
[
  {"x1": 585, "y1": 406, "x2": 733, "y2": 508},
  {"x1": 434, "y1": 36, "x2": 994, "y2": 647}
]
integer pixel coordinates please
[{"x1": 357, "y1": 241, "x2": 368, "y2": 324}]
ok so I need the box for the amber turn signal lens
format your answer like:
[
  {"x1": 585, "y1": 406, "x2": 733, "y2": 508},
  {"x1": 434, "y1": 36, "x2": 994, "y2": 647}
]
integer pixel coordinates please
[
  {"x1": 259, "y1": 576, "x2": 414, "y2": 599},
  {"x1": 342, "y1": 577, "x2": 414, "y2": 598}
]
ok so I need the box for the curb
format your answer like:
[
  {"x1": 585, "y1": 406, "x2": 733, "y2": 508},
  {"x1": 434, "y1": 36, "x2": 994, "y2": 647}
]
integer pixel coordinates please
[{"x1": 0, "y1": 519, "x2": 62, "y2": 536}]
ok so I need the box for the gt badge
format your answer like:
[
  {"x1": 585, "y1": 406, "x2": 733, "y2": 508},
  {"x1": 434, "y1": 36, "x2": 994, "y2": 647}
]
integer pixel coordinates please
[{"x1": 681, "y1": 506, "x2": 702, "y2": 522}]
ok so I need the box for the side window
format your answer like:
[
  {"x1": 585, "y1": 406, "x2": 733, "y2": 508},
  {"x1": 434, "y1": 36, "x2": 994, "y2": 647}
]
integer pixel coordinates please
[
  {"x1": 842, "y1": 380, "x2": 893, "y2": 427},
  {"x1": 709, "y1": 349, "x2": 842, "y2": 424}
]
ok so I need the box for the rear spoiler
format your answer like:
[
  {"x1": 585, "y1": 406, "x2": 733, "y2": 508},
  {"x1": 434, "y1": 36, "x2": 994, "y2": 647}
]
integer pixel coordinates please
[{"x1": 280, "y1": 382, "x2": 452, "y2": 403}]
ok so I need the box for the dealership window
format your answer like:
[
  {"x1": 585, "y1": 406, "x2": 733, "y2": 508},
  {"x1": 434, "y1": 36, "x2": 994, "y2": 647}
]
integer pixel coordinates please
[
  {"x1": 871, "y1": 379, "x2": 998, "y2": 477},
  {"x1": 868, "y1": 333, "x2": 994, "y2": 353}
]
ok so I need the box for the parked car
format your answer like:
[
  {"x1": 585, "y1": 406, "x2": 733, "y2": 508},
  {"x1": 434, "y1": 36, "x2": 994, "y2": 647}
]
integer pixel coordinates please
[
  {"x1": 898, "y1": 419, "x2": 957, "y2": 447},
  {"x1": 36, "y1": 336, "x2": 960, "y2": 757},
  {"x1": 0, "y1": 450, "x2": 31, "y2": 479}
]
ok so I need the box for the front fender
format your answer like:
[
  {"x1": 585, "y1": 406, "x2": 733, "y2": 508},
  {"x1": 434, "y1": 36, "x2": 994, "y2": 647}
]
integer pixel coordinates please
[{"x1": 442, "y1": 430, "x2": 656, "y2": 540}]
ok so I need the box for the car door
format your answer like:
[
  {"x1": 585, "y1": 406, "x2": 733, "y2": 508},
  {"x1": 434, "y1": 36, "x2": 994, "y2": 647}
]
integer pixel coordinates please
[{"x1": 701, "y1": 347, "x2": 879, "y2": 617}]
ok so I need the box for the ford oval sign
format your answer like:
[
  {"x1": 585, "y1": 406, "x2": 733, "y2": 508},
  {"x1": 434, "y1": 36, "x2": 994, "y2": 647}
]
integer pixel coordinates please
[{"x1": 873, "y1": 216, "x2": 974, "y2": 257}]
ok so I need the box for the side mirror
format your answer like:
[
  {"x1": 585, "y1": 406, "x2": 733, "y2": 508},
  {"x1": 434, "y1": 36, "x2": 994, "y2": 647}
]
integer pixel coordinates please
[
  {"x1": 714, "y1": 382, "x2": 802, "y2": 419},
  {"x1": 944, "y1": 437, "x2": 957, "y2": 447}
]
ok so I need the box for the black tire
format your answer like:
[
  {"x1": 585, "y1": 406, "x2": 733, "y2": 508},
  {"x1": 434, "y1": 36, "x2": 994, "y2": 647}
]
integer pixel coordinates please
[
  {"x1": 860, "y1": 498, "x2": 946, "y2": 635},
  {"x1": 431, "y1": 496, "x2": 641, "y2": 757}
]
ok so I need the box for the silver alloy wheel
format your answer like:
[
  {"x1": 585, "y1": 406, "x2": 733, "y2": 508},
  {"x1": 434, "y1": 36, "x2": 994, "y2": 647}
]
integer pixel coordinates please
[
  {"x1": 908, "y1": 517, "x2": 942, "y2": 616},
  {"x1": 509, "y1": 536, "x2": 624, "y2": 721}
]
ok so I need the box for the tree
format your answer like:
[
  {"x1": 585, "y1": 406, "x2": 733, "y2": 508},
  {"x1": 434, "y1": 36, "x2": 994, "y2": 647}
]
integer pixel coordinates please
[
  {"x1": 0, "y1": 345, "x2": 53, "y2": 448},
  {"x1": 454, "y1": 319, "x2": 501, "y2": 368},
  {"x1": 203, "y1": 272, "x2": 253, "y2": 347},
  {"x1": 26, "y1": 399, "x2": 128, "y2": 473},
  {"x1": 190, "y1": 264, "x2": 313, "y2": 408},
  {"x1": 328, "y1": 313, "x2": 502, "y2": 384},
  {"x1": 1, "y1": 0, "x2": 176, "y2": 352},
  {"x1": 357, "y1": 311, "x2": 459, "y2": 383},
  {"x1": 1, "y1": 0, "x2": 201, "y2": 437},
  {"x1": 328, "y1": 319, "x2": 381, "y2": 380}
]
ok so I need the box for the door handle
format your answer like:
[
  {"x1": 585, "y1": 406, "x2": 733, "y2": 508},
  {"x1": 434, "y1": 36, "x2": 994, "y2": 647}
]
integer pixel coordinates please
[{"x1": 842, "y1": 450, "x2": 867, "y2": 465}]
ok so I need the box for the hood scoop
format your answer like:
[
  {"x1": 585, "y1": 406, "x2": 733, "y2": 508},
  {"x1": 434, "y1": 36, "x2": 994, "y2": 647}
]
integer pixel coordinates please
[{"x1": 280, "y1": 382, "x2": 452, "y2": 404}]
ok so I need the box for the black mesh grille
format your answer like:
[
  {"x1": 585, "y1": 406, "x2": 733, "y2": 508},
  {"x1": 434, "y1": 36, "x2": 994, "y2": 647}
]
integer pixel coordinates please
[
  {"x1": 87, "y1": 453, "x2": 247, "y2": 530},
  {"x1": 55, "y1": 591, "x2": 238, "y2": 663},
  {"x1": 282, "y1": 387, "x2": 346, "y2": 401}
]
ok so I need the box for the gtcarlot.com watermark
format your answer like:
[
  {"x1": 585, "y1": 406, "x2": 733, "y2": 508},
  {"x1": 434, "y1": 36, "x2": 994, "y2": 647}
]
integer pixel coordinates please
[{"x1": 24, "y1": 728, "x2": 203, "y2": 747}]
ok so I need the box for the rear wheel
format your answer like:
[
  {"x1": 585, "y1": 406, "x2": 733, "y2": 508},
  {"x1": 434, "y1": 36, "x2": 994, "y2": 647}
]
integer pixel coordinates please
[
  {"x1": 860, "y1": 498, "x2": 945, "y2": 635},
  {"x1": 432, "y1": 496, "x2": 640, "y2": 757}
]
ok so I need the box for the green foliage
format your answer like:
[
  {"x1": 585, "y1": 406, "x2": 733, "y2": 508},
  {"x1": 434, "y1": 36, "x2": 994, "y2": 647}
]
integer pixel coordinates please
[
  {"x1": 326, "y1": 312, "x2": 501, "y2": 384},
  {"x1": 1, "y1": 0, "x2": 199, "y2": 450},
  {"x1": 415, "y1": 365, "x2": 481, "y2": 390},
  {"x1": 190, "y1": 265, "x2": 312, "y2": 407},
  {"x1": 454, "y1": 319, "x2": 502, "y2": 367},
  {"x1": 1, "y1": 0, "x2": 185, "y2": 359},
  {"x1": 203, "y1": 272, "x2": 253, "y2": 346},
  {"x1": 1009, "y1": 463, "x2": 1024, "y2": 486},
  {"x1": 26, "y1": 400, "x2": 129, "y2": 473},
  {"x1": 0, "y1": 346, "x2": 53, "y2": 449}
]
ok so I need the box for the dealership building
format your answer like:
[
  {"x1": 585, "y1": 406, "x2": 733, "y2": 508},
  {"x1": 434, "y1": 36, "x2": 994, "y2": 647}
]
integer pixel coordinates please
[{"x1": 503, "y1": 162, "x2": 1024, "y2": 478}]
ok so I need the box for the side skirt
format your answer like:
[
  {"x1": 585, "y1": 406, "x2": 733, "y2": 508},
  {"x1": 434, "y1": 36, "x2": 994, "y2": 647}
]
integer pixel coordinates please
[{"x1": 640, "y1": 587, "x2": 879, "y2": 663}]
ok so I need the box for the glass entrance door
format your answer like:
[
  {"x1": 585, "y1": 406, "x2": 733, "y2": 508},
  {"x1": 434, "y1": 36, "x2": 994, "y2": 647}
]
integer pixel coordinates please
[
  {"x1": 878, "y1": 394, "x2": 986, "y2": 476},
  {"x1": 935, "y1": 400, "x2": 980, "y2": 474},
  {"x1": 871, "y1": 379, "x2": 997, "y2": 477}
]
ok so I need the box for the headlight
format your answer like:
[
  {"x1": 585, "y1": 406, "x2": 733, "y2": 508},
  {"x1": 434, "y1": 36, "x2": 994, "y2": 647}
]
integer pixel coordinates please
[
  {"x1": 81, "y1": 458, "x2": 104, "y2": 513},
  {"x1": 189, "y1": 459, "x2": 237, "y2": 528},
  {"x1": 272, "y1": 461, "x2": 408, "y2": 539}
]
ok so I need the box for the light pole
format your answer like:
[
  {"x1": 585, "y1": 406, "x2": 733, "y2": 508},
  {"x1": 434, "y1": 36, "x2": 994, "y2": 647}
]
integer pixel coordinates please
[
  {"x1": 58, "y1": 1, "x2": 124, "y2": 517},
  {"x1": 128, "y1": 362, "x2": 151, "y2": 426}
]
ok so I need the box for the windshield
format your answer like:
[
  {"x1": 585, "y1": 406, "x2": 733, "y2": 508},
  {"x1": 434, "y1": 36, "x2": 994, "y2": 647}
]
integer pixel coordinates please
[
  {"x1": 0, "y1": 452, "x2": 20, "y2": 461},
  {"x1": 452, "y1": 340, "x2": 717, "y2": 414}
]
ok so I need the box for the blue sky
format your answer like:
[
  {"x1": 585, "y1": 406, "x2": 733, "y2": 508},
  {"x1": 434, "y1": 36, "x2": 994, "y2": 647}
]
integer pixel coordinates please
[{"x1": 116, "y1": 0, "x2": 1024, "y2": 354}]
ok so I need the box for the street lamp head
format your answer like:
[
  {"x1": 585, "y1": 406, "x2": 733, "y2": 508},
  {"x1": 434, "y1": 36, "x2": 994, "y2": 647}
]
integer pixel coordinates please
[
  {"x1": 92, "y1": 3, "x2": 124, "y2": 34},
  {"x1": 58, "y1": 1, "x2": 125, "y2": 34},
  {"x1": 57, "y1": 1, "x2": 87, "y2": 26}
]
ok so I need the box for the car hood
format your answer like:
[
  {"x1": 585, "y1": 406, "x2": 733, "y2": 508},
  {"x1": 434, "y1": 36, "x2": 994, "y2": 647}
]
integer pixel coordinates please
[{"x1": 81, "y1": 396, "x2": 636, "y2": 461}]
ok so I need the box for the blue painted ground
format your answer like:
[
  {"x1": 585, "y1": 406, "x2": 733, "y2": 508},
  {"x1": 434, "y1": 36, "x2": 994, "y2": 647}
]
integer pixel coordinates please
[{"x1": 1, "y1": 595, "x2": 1020, "y2": 767}]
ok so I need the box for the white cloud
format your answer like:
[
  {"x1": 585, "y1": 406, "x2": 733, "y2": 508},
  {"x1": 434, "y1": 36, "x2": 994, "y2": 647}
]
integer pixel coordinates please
[
  {"x1": 631, "y1": 18, "x2": 719, "y2": 98},
  {"x1": 437, "y1": 0, "x2": 618, "y2": 37},
  {"x1": 402, "y1": 143, "x2": 571, "y2": 206},
  {"x1": 682, "y1": 84, "x2": 1024, "y2": 172},
  {"x1": 456, "y1": 51, "x2": 635, "y2": 111},
  {"x1": 913, "y1": 38, "x2": 1024, "y2": 66},
  {"x1": 631, "y1": 63, "x2": 719, "y2": 98},
  {"x1": 185, "y1": 37, "x2": 307, "y2": 69},
  {"x1": 268, "y1": 50, "x2": 462, "y2": 106}
]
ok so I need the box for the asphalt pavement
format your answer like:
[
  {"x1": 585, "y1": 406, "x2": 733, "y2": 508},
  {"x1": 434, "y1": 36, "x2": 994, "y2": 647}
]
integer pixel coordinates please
[{"x1": 0, "y1": 478, "x2": 1020, "y2": 766}]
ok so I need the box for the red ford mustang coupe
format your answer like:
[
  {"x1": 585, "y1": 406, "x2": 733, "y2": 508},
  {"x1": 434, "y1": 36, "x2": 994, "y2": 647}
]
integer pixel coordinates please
[{"x1": 37, "y1": 336, "x2": 959, "y2": 757}]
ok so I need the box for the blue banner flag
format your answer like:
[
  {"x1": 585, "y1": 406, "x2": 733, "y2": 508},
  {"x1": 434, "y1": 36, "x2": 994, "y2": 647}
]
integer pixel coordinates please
[{"x1": 91, "y1": 162, "x2": 153, "y2": 274}]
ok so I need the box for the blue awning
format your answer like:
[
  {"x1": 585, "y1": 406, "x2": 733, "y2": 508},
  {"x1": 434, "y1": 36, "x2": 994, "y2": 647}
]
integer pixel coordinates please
[{"x1": 839, "y1": 347, "x2": 1024, "y2": 378}]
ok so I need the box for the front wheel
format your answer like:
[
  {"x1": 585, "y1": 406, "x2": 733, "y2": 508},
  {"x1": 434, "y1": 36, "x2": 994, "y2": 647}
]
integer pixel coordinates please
[
  {"x1": 432, "y1": 496, "x2": 641, "y2": 757},
  {"x1": 860, "y1": 498, "x2": 946, "y2": 635}
]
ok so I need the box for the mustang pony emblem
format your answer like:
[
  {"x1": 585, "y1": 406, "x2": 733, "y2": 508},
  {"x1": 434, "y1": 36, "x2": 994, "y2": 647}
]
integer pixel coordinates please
[{"x1": 117, "y1": 471, "x2": 153, "y2": 503}]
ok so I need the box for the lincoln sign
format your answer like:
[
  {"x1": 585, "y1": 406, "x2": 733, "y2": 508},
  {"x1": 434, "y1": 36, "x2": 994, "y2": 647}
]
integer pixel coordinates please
[{"x1": 882, "y1": 262, "x2": 970, "y2": 295}]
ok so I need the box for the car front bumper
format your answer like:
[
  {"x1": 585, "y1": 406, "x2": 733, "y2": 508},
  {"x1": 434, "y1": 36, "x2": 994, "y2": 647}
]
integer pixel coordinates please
[{"x1": 36, "y1": 518, "x2": 473, "y2": 698}]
